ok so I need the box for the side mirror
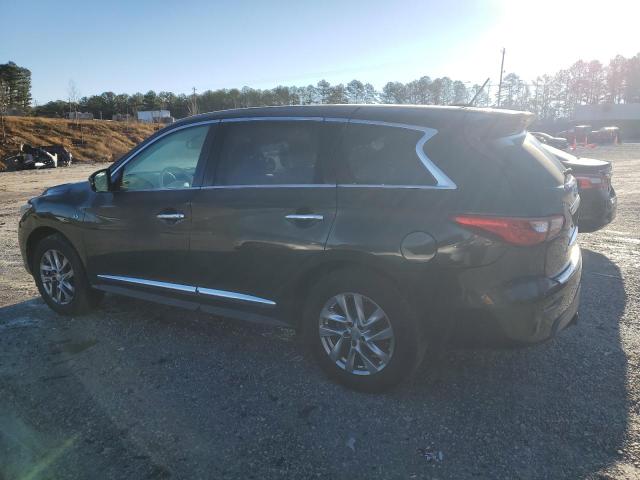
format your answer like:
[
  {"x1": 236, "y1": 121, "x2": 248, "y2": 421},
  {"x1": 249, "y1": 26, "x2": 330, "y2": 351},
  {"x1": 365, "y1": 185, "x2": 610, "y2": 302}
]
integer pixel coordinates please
[{"x1": 89, "y1": 168, "x2": 112, "y2": 192}]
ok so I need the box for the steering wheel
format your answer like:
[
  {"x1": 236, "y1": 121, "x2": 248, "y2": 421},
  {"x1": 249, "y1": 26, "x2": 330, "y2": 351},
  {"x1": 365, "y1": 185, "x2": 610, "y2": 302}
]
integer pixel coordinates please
[
  {"x1": 121, "y1": 173, "x2": 154, "y2": 191},
  {"x1": 161, "y1": 166, "x2": 191, "y2": 188}
]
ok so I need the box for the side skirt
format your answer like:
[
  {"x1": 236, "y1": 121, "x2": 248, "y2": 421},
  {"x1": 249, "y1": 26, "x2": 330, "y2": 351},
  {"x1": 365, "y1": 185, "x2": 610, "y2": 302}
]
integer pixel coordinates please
[{"x1": 93, "y1": 284, "x2": 290, "y2": 328}]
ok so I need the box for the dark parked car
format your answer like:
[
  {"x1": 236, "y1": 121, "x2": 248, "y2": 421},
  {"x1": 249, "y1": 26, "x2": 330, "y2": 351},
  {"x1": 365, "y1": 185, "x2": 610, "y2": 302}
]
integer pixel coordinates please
[
  {"x1": 531, "y1": 131, "x2": 569, "y2": 150},
  {"x1": 18, "y1": 105, "x2": 582, "y2": 391},
  {"x1": 541, "y1": 143, "x2": 616, "y2": 232}
]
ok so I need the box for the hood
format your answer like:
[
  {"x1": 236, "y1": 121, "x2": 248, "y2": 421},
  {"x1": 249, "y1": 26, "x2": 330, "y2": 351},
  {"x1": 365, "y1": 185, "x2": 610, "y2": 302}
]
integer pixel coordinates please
[{"x1": 42, "y1": 180, "x2": 90, "y2": 197}]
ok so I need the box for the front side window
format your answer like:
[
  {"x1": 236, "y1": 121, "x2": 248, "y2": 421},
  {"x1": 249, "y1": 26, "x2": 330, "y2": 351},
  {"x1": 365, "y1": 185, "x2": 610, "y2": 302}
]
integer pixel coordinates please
[
  {"x1": 214, "y1": 121, "x2": 323, "y2": 185},
  {"x1": 339, "y1": 124, "x2": 436, "y2": 186},
  {"x1": 120, "y1": 125, "x2": 209, "y2": 191}
]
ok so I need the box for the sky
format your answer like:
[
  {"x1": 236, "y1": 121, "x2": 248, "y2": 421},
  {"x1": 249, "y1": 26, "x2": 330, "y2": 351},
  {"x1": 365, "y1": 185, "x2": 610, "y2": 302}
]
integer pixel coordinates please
[{"x1": 2, "y1": 0, "x2": 638, "y2": 104}]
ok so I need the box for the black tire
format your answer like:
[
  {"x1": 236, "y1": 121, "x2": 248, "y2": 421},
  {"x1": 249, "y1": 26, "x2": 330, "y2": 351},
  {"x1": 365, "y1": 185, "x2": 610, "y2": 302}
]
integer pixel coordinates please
[
  {"x1": 303, "y1": 269, "x2": 425, "y2": 392},
  {"x1": 32, "y1": 233, "x2": 103, "y2": 316}
]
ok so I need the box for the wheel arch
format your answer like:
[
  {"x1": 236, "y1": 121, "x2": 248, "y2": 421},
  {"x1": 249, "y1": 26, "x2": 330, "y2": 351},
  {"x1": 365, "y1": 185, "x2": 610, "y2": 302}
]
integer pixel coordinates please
[
  {"x1": 26, "y1": 227, "x2": 83, "y2": 273},
  {"x1": 287, "y1": 256, "x2": 410, "y2": 331}
]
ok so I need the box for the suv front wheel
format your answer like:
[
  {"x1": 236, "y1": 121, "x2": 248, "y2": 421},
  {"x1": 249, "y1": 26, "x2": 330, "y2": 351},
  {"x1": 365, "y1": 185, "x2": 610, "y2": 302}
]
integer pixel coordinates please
[
  {"x1": 33, "y1": 234, "x2": 103, "y2": 315},
  {"x1": 304, "y1": 269, "x2": 424, "y2": 392}
]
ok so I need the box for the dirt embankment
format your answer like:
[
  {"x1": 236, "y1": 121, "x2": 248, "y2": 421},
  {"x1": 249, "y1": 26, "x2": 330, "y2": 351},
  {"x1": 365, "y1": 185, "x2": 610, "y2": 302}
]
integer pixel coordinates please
[{"x1": 0, "y1": 116, "x2": 159, "y2": 170}]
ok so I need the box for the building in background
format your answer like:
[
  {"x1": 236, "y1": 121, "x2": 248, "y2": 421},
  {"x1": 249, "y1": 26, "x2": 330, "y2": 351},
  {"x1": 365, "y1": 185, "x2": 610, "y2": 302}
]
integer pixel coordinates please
[
  {"x1": 67, "y1": 111, "x2": 94, "y2": 120},
  {"x1": 573, "y1": 104, "x2": 640, "y2": 140},
  {"x1": 137, "y1": 110, "x2": 173, "y2": 124}
]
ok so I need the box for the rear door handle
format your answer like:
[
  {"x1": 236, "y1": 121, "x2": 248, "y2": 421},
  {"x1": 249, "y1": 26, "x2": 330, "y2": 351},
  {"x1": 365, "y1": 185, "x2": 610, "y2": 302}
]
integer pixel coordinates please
[
  {"x1": 156, "y1": 213, "x2": 185, "y2": 220},
  {"x1": 285, "y1": 214, "x2": 324, "y2": 221}
]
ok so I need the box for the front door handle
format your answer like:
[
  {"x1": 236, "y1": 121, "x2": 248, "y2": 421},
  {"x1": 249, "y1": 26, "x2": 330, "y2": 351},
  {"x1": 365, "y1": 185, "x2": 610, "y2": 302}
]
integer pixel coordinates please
[{"x1": 285, "y1": 214, "x2": 324, "y2": 222}]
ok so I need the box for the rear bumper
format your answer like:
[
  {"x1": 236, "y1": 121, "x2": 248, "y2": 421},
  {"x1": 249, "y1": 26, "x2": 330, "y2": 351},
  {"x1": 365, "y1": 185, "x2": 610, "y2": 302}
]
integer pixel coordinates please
[
  {"x1": 577, "y1": 188, "x2": 617, "y2": 232},
  {"x1": 451, "y1": 246, "x2": 582, "y2": 346}
]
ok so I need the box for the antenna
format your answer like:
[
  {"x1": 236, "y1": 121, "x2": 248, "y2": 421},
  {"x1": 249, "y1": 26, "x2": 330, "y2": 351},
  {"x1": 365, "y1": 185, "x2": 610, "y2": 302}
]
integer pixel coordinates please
[{"x1": 468, "y1": 78, "x2": 490, "y2": 107}]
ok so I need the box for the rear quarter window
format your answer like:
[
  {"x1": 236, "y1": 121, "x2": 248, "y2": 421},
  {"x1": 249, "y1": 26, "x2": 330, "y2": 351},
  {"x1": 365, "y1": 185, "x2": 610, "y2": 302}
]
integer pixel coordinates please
[
  {"x1": 422, "y1": 129, "x2": 516, "y2": 212},
  {"x1": 522, "y1": 133, "x2": 566, "y2": 187},
  {"x1": 337, "y1": 124, "x2": 437, "y2": 186}
]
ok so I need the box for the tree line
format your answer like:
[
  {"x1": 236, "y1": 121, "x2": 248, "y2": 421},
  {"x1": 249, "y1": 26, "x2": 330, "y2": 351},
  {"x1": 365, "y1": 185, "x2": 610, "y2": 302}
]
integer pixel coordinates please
[
  {"x1": 496, "y1": 54, "x2": 640, "y2": 120},
  {"x1": 0, "y1": 62, "x2": 32, "y2": 113},
  {"x1": 4, "y1": 53, "x2": 640, "y2": 122}
]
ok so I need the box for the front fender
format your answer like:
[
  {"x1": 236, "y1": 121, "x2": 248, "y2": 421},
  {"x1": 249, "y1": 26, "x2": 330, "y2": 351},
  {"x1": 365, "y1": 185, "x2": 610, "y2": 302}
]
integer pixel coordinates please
[{"x1": 18, "y1": 181, "x2": 93, "y2": 273}]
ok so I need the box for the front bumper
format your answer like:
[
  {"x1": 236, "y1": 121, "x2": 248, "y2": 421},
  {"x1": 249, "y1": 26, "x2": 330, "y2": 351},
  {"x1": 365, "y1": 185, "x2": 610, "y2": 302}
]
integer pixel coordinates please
[{"x1": 451, "y1": 246, "x2": 582, "y2": 346}]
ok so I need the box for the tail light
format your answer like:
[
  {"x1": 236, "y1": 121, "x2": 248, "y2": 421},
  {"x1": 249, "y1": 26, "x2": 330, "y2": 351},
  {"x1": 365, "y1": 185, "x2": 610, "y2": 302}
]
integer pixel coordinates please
[
  {"x1": 575, "y1": 173, "x2": 608, "y2": 190},
  {"x1": 453, "y1": 214, "x2": 565, "y2": 246}
]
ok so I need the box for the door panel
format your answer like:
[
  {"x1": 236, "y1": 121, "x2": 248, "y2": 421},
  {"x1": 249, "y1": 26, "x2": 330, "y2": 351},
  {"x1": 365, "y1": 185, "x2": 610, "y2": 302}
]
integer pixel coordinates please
[
  {"x1": 189, "y1": 186, "x2": 336, "y2": 304},
  {"x1": 187, "y1": 119, "x2": 340, "y2": 308},
  {"x1": 83, "y1": 123, "x2": 214, "y2": 287},
  {"x1": 83, "y1": 190, "x2": 193, "y2": 283}
]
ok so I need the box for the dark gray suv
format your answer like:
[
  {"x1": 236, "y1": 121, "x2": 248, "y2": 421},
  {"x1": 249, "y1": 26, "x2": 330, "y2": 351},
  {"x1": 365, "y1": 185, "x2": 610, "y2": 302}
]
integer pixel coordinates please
[{"x1": 18, "y1": 105, "x2": 582, "y2": 391}]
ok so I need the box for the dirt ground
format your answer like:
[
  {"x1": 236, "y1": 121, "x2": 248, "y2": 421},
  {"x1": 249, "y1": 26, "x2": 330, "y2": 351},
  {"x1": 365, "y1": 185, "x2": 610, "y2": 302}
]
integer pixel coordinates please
[{"x1": 0, "y1": 146, "x2": 639, "y2": 479}]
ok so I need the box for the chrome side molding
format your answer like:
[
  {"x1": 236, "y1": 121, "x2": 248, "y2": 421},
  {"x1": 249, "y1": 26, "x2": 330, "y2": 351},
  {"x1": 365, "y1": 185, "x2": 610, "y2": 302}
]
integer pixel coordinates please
[
  {"x1": 196, "y1": 287, "x2": 276, "y2": 306},
  {"x1": 96, "y1": 274, "x2": 276, "y2": 307},
  {"x1": 97, "y1": 275, "x2": 197, "y2": 293}
]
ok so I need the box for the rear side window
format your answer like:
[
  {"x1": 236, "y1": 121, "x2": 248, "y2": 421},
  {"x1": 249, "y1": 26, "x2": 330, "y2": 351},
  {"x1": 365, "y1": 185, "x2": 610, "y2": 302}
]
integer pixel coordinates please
[
  {"x1": 338, "y1": 124, "x2": 436, "y2": 186},
  {"x1": 214, "y1": 121, "x2": 324, "y2": 185},
  {"x1": 525, "y1": 134, "x2": 566, "y2": 174},
  {"x1": 501, "y1": 133, "x2": 566, "y2": 187}
]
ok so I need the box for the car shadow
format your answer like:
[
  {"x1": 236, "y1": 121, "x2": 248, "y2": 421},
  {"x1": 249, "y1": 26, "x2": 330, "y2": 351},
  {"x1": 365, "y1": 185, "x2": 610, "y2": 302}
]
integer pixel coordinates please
[
  {"x1": 0, "y1": 247, "x2": 630, "y2": 479},
  {"x1": 403, "y1": 247, "x2": 629, "y2": 477}
]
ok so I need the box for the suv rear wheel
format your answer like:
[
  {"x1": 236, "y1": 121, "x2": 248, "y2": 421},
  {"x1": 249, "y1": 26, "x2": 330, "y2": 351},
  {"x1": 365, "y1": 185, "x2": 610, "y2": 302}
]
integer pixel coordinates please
[
  {"x1": 304, "y1": 269, "x2": 424, "y2": 392},
  {"x1": 33, "y1": 234, "x2": 103, "y2": 315}
]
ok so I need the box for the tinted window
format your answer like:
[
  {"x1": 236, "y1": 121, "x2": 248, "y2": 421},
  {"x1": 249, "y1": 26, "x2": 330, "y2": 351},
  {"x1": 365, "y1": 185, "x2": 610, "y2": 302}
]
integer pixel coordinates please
[
  {"x1": 215, "y1": 121, "x2": 323, "y2": 185},
  {"x1": 497, "y1": 133, "x2": 565, "y2": 188},
  {"x1": 121, "y1": 125, "x2": 209, "y2": 191},
  {"x1": 339, "y1": 124, "x2": 436, "y2": 186},
  {"x1": 423, "y1": 129, "x2": 516, "y2": 211},
  {"x1": 525, "y1": 134, "x2": 566, "y2": 174}
]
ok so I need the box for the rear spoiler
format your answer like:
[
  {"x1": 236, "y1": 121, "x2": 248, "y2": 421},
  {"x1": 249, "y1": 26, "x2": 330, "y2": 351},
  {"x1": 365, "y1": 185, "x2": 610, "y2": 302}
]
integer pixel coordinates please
[{"x1": 462, "y1": 109, "x2": 534, "y2": 140}]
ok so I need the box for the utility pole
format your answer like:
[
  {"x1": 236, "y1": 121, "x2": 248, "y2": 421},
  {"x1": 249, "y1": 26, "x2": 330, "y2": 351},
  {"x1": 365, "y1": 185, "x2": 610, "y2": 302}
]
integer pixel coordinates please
[
  {"x1": 497, "y1": 48, "x2": 505, "y2": 108},
  {"x1": 190, "y1": 87, "x2": 198, "y2": 116}
]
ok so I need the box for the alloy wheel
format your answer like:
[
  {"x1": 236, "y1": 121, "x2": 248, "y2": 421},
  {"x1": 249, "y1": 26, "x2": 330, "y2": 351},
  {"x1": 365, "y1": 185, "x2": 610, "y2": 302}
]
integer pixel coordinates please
[
  {"x1": 40, "y1": 249, "x2": 75, "y2": 305},
  {"x1": 319, "y1": 293, "x2": 395, "y2": 375}
]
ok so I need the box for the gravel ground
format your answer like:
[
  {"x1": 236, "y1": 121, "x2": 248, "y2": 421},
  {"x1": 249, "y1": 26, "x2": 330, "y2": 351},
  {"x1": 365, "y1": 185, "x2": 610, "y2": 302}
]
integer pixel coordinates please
[{"x1": 0, "y1": 147, "x2": 639, "y2": 479}]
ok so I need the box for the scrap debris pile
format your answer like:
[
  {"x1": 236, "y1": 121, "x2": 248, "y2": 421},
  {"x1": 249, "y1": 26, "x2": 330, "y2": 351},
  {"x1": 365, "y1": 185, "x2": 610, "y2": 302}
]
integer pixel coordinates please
[{"x1": 3, "y1": 144, "x2": 73, "y2": 170}]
